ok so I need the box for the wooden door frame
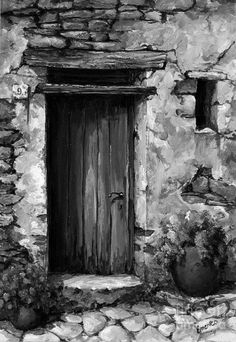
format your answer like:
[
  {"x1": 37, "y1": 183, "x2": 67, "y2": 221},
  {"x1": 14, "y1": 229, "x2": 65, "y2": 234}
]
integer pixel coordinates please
[{"x1": 41, "y1": 72, "x2": 152, "y2": 278}]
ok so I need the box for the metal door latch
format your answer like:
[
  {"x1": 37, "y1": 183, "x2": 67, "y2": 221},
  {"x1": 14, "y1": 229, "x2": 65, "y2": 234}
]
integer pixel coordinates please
[{"x1": 108, "y1": 192, "x2": 125, "y2": 202}]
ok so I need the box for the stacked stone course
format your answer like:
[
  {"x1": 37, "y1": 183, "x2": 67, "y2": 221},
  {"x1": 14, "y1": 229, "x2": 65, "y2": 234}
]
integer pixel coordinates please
[{"x1": 1, "y1": 0, "x2": 198, "y2": 53}]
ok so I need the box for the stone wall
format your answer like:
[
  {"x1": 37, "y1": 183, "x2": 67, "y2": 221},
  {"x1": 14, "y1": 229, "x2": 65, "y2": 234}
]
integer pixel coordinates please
[
  {"x1": 1, "y1": 0, "x2": 236, "y2": 283},
  {"x1": 142, "y1": 65, "x2": 236, "y2": 283}
]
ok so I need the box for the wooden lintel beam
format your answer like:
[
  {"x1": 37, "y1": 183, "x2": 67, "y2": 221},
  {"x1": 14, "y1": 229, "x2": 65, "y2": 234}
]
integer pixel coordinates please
[
  {"x1": 24, "y1": 49, "x2": 166, "y2": 69},
  {"x1": 36, "y1": 84, "x2": 157, "y2": 95}
]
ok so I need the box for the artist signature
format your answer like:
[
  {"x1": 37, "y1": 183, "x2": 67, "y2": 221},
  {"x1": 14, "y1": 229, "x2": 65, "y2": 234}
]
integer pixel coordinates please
[{"x1": 197, "y1": 319, "x2": 219, "y2": 333}]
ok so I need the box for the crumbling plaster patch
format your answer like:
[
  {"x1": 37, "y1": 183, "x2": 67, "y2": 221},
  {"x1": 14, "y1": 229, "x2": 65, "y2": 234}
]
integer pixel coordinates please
[
  {"x1": 120, "y1": 4, "x2": 236, "y2": 78},
  {"x1": 13, "y1": 93, "x2": 47, "y2": 265},
  {"x1": 0, "y1": 24, "x2": 28, "y2": 77}
]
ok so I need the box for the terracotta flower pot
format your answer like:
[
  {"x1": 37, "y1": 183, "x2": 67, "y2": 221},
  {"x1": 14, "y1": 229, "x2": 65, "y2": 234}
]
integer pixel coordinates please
[
  {"x1": 10, "y1": 306, "x2": 41, "y2": 331},
  {"x1": 171, "y1": 246, "x2": 220, "y2": 297}
]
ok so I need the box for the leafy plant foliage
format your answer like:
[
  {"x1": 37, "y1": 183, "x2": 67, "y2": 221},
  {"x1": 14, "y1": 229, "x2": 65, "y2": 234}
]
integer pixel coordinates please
[
  {"x1": 155, "y1": 211, "x2": 228, "y2": 271},
  {"x1": 0, "y1": 263, "x2": 65, "y2": 320}
]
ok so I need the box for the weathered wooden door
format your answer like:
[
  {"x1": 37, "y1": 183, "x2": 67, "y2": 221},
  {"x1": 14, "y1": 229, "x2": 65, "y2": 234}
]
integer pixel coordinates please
[{"x1": 47, "y1": 95, "x2": 134, "y2": 274}]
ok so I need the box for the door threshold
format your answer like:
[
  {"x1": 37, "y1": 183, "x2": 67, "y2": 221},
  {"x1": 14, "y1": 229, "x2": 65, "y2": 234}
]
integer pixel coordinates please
[{"x1": 50, "y1": 273, "x2": 142, "y2": 291}]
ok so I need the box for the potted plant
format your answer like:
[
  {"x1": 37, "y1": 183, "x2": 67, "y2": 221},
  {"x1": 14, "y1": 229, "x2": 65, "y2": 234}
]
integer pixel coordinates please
[
  {"x1": 0, "y1": 263, "x2": 65, "y2": 330},
  {"x1": 155, "y1": 211, "x2": 228, "y2": 297}
]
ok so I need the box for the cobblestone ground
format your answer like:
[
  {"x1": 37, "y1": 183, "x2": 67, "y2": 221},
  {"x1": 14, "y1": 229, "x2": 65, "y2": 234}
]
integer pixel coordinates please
[{"x1": 2, "y1": 291, "x2": 236, "y2": 342}]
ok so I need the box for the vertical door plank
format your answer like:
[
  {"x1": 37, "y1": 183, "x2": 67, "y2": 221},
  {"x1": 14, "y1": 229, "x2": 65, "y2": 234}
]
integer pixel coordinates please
[
  {"x1": 68, "y1": 96, "x2": 85, "y2": 272},
  {"x1": 47, "y1": 95, "x2": 69, "y2": 272},
  {"x1": 127, "y1": 96, "x2": 135, "y2": 273},
  {"x1": 83, "y1": 98, "x2": 98, "y2": 273},
  {"x1": 97, "y1": 98, "x2": 111, "y2": 274},
  {"x1": 109, "y1": 96, "x2": 129, "y2": 273}
]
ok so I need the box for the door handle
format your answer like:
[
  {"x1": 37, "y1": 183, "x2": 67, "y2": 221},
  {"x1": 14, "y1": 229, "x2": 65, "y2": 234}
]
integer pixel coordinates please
[{"x1": 108, "y1": 192, "x2": 125, "y2": 202}]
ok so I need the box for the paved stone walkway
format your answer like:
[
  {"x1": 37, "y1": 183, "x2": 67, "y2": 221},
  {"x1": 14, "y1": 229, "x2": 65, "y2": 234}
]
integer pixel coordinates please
[{"x1": 2, "y1": 291, "x2": 236, "y2": 341}]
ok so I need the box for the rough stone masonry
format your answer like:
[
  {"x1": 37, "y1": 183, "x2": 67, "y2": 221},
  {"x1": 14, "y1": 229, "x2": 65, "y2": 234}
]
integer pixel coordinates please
[
  {"x1": 1, "y1": 0, "x2": 236, "y2": 284},
  {"x1": 3, "y1": 292, "x2": 236, "y2": 341}
]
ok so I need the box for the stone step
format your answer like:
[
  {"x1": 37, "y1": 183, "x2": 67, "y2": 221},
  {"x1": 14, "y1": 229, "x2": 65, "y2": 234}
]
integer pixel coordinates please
[
  {"x1": 50, "y1": 274, "x2": 143, "y2": 310},
  {"x1": 61, "y1": 274, "x2": 142, "y2": 291}
]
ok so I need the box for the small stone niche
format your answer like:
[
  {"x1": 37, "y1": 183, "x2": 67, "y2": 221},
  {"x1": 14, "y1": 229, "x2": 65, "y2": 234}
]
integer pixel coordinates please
[
  {"x1": 174, "y1": 78, "x2": 219, "y2": 132},
  {"x1": 195, "y1": 79, "x2": 217, "y2": 131}
]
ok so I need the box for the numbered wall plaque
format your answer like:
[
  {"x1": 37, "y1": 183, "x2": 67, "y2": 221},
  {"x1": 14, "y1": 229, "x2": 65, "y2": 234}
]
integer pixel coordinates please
[{"x1": 13, "y1": 84, "x2": 29, "y2": 99}]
